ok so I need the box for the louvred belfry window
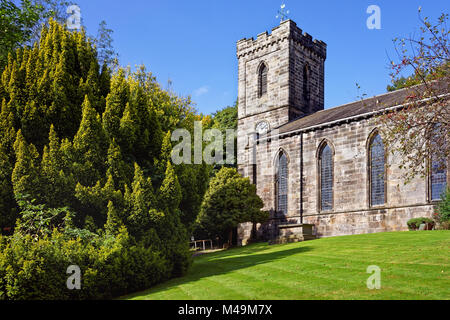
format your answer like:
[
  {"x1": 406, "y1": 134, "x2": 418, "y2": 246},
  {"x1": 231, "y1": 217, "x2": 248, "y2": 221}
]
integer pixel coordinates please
[{"x1": 259, "y1": 64, "x2": 268, "y2": 97}]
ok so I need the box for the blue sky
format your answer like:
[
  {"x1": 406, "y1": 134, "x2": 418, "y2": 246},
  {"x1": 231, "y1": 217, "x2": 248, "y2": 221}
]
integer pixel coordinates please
[{"x1": 74, "y1": 0, "x2": 448, "y2": 115}]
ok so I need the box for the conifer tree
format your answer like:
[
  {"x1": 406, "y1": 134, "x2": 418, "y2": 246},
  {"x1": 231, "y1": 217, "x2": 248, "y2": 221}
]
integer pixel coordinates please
[
  {"x1": 105, "y1": 200, "x2": 123, "y2": 235},
  {"x1": 95, "y1": 20, "x2": 118, "y2": 68},
  {"x1": 11, "y1": 130, "x2": 41, "y2": 201},
  {"x1": 118, "y1": 102, "x2": 138, "y2": 154},
  {"x1": 75, "y1": 173, "x2": 123, "y2": 227},
  {"x1": 126, "y1": 163, "x2": 162, "y2": 238},
  {"x1": 72, "y1": 95, "x2": 108, "y2": 186},
  {"x1": 102, "y1": 69, "x2": 129, "y2": 139},
  {"x1": 106, "y1": 139, "x2": 132, "y2": 191},
  {"x1": 158, "y1": 161, "x2": 182, "y2": 214},
  {"x1": 40, "y1": 125, "x2": 74, "y2": 208},
  {"x1": 0, "y1": 145, "x2": 17, "y2": 229}
]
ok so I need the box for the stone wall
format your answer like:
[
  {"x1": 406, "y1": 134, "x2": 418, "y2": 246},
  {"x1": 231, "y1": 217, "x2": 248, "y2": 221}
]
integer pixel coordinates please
[{"x1": 238, "y1": 117, "x2": 441, "y2": 245}]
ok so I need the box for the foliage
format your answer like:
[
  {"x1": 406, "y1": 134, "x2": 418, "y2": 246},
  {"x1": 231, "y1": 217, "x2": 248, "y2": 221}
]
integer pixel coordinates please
[
  {"x1": 196, "y1": 167, "x2": 266, "y2": 245},
  {"x1": 14, "y1": 194, "x2": 70, "y2": 239},
  {"x1": 377, "y1": 10, "x2": 449, "y2": 182},
  {"x1": 0, "y1": 228, "x2": 170, "y2": 300},
  {"x1": 437, "y1": 188, "x2": 450, "y2": 229},
  {"x1": 0, "y1": 0, "x2": 43, "y2": 69},
  {"x1": 211, "y1": 101, "x2": 238, "y2": 171},
  {"x1": 95, "y1": 20, "x2": 118, "y2": 68},
  {"x1": 0, "y1": 19, "x2": 210, "y2": 299},
  {"x1": 406, "y1": 217, "x2": 435, "y2": 230}
]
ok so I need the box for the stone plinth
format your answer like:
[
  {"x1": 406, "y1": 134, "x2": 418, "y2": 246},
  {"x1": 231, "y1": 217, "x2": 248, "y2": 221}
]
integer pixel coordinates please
[{"x1": 270, "y1": 223, "x2": 316, "y2": 244}]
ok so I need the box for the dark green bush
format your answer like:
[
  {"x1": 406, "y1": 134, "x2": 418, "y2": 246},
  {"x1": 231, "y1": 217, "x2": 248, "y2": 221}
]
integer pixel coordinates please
[
  {"x1": 407, "y1": 217, "x2": 434, "y2": 231},
  {"x1": 0, "y1": 227, "x2": 181, "y2": 300}
]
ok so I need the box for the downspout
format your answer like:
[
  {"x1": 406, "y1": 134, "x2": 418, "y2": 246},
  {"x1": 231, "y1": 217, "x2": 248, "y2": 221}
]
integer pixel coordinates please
[{"x1": 300, "y1": 132, "x2": 304, "y2": 224}]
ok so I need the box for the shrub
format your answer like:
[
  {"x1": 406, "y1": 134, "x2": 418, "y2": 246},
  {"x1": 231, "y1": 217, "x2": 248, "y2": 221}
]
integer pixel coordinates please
[
  {"x1": 407, "y1": 217, "x2": 434, "y2": 231},
  {"x1": 438, "y1": 188, "x2": 450, "y2": 223},
  {"x1": 0, "y1": 228, "x2": 173, "y2": 300}
]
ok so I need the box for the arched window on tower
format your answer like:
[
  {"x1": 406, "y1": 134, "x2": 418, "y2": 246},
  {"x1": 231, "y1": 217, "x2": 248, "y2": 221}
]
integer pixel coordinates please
[
  {"x1": 369, "y1": 133, "x2": 386, "y2": 206},
  {"x1": 259, "y1": 63, "x2": 268, "y2": 97},
  {"x1": 319, "y1": 143, "x2": 333, "y2": 211},
  {"x1": 276, "y1": 151, "x2": 288, "y2": 215}
]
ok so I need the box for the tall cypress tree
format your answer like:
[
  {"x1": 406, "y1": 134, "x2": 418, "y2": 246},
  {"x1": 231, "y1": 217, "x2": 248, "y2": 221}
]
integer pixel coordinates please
[
  {"x1": 72, "y1": 95, "x2": 108, "y2": 187},
  {"x1": 158, "y1": 161, "x2": 182, "y2": 215},
  {"x1": 11, "y1": 130, "x2": 41, "y2": 201}
]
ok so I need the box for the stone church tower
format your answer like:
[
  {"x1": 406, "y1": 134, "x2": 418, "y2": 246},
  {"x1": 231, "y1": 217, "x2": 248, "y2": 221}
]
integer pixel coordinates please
[{"x1": 236, "y1": 20, "x2": 326, "y2": 180}]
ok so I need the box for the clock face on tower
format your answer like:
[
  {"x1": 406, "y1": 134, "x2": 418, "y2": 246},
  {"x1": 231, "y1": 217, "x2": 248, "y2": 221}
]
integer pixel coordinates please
[{"x1": 255, "y1": 121, "x2": 269, "y2": 135}]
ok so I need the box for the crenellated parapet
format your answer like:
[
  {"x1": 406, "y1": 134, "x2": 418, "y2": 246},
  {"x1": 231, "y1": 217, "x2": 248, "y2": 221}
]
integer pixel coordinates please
[{"x1": 237, "y1": 20, "x2": 327, "y2": 60}]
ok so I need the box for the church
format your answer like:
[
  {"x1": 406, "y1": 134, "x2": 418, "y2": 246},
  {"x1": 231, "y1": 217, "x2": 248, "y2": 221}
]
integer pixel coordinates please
[{"x1": 236, "y1": 19, "x2": 448, "y2": 245}]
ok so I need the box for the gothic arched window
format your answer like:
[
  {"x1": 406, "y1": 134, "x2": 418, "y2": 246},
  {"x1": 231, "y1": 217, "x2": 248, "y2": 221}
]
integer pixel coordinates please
[
  {"x1": 319, "y1": 143, "x2": 333, "y2": 211},
  {"x1": 430, "y1": 156, "x2": 447, "y2": 201},
  {"x1": 276, "y1": 151, "x2": 288, "y2": 215},
  {"x1": 259, "y1": 63, "x2": 268, "y2": 97},
  {"x1": 369, "y1": 133, "x2": 386, "y2": 206}
]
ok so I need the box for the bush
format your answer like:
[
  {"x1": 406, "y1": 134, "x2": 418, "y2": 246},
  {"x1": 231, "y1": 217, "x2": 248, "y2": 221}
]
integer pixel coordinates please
[
  {"x1": 407, "y1": 217, "x2": 435, "y2": 231},
  {"x1": 0, "y1": 228, "x2": 175, "y2": 300},
  {"x1": 438, "y1": 188, "x2": 450, "y2": 223}
]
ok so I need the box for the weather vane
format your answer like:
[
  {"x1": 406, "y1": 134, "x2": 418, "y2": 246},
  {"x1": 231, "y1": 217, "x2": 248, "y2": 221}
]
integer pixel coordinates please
[{"x1": 276, "y1": 4, "x2": 290, "y2": 22}]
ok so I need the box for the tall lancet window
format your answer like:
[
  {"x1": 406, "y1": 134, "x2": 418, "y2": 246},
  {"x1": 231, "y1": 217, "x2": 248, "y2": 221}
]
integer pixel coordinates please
[
  {"x1": 369, "y1": 133, "x2": 386, "y2": 206},
  {"x1": 430, "y1": 124, "x2": 447, "y2": 201},
  {"x1": 276, "y1": 151, "x2": 288, "y2": 215},
  {"x1": 430, "y1": 156, "x2": 447, "y2": 201},
  {"x1": 259, "y1": 63, "x2": 268, "y2": 97},
  {"x1": 319, "y1": 144, "x2": 333, "y2": 211}
]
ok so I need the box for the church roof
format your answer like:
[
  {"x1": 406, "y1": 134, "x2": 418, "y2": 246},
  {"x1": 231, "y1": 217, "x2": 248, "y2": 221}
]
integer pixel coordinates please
[{"x1": 277, "y1": 81, "x2": 449, "y2": 134}]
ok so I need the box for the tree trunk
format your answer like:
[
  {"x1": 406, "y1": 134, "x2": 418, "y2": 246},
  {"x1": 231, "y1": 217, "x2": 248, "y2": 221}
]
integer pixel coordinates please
[
  {"x1": 228, "y1": 228, "x2": 233, "y2": 247},
  {"x1": 250, "y1": 222, "x2": 257, "y2": 242}
]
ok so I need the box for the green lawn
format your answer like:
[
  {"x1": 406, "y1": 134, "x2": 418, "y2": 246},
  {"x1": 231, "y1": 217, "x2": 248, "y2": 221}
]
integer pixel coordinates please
[{"x1": 124, "y1": 231, "x2": 450, "y2": 300}]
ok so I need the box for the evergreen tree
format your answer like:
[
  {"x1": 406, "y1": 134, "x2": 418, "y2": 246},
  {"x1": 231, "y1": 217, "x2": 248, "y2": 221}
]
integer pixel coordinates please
[
  {"x1": 40, "y1": 125, "x2": 74, "y2": 208},
  {"x1": 197, "y1": 167, "x2": 266, "y2": 246},
  {"x1": 72, "y1": 95, "x2": 108, "y2": 186},
  {"x1": 75, "y1": 173, "x2": 123, "y2": 227},
  {"x1": 158, "y1": 161, "x2": 182, "y2": 214},
  {"x1": 126, "y1": 163, "x2": 162, "y2": 238},
  {"x1": 0, "y1": 145, "x2": 17, "y2": 229},
  {"x1": 102, "y1": 69, "x2": 129, "y2": 140},
  {"x1": 105, "y1": 200, "x2": 123, "y2": 235},
  {"x1": 95, "y1": 20, "x2": 118, "y2": 68},
  {"x1": 106, "y1": 139, "x2": 132, "y2": 191},
  {"x1": 11, "y1": 130, "x2": 41, "y2": 201}
]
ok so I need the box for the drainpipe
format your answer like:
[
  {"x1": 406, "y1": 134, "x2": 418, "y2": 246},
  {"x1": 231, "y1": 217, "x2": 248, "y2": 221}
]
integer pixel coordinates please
[{"x1": 300, "y1": 132, "x2": 304, "y2": 224}]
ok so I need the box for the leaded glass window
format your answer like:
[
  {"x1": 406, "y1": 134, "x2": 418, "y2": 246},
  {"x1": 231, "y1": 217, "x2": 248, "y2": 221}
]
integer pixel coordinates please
[
  {"x1": 431, "y1": 157, "x2": 447, "y2": 201},
  {"x1": 370, "y1": 134, "x2": 385, "y2": 206},
  {"x1": 259, "y1": 64, "x2": 268, "y2": 97},
  {"x1": 277, "y1": 152, "x2": 288, "y2": 215},
  {"x1": 320, "y1": 144, "x2": 333, "y2": 211}
]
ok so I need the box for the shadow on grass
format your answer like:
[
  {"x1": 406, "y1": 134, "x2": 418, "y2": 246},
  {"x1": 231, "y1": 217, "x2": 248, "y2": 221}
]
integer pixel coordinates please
[{"x1": 124, "y1": 243, "x2": 312, "y2": 300}]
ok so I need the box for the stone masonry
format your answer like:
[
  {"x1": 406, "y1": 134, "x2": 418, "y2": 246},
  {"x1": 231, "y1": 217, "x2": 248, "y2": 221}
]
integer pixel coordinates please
[{"x1": 236, "y1": 20, "x2": 449, "y2": 245}]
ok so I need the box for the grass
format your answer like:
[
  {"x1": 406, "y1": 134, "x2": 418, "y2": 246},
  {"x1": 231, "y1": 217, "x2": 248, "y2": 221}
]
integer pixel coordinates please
[{"x1": 124, "y1": 231, "x2": 450, "y2": 300}]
